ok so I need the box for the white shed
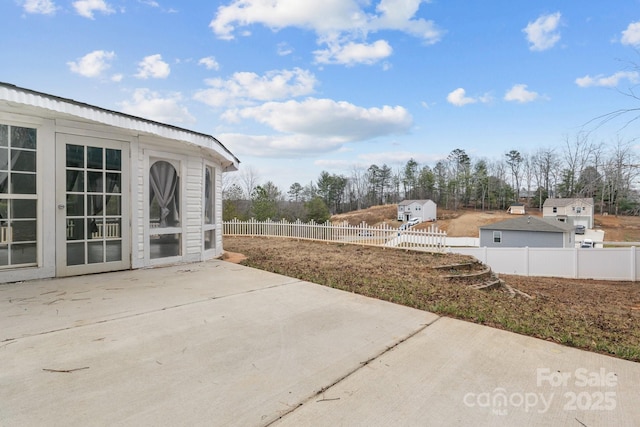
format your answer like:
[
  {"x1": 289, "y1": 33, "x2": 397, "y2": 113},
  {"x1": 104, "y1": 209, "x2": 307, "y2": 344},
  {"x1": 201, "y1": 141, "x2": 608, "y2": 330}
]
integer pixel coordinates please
[{"x1": 0, "y1": 83, "x2": 239, "y2": 283}]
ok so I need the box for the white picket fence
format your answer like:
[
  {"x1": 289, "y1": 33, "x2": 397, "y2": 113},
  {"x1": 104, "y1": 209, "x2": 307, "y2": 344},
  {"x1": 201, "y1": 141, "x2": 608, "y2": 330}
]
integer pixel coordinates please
[{"x1": 223, "y1": 218, "x2": 448, "y2": 252}]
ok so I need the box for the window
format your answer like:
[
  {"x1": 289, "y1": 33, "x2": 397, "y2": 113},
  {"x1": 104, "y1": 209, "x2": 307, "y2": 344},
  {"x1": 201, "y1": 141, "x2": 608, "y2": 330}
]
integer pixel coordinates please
[
  {"x1": 149, "y1": 160, "x2": 181, "y2": 259},
  {"x1": 0, "y1": 124, "x2": 37, "y2": 268},
  {"x1": 552, "y1": 207, "x2": 557, "y2": 213},
  {"x1": 203, "y1": 165, "x2": 215, "y2": 251},
  {"x1": 493, "y1": 231, "x2": 502, "y2": 244}
]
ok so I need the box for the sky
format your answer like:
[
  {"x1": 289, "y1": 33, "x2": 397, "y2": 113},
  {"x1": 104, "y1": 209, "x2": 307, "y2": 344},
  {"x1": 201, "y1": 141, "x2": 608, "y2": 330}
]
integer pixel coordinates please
[{"x1": 3, "y1": 0, "x2": 640, "y2": 193}]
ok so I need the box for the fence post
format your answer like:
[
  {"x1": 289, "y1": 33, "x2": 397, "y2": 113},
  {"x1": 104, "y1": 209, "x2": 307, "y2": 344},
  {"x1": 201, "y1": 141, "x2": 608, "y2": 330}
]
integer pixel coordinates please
[{"x1": 632, "y1": 246, "x2": 636, "y2": 282}]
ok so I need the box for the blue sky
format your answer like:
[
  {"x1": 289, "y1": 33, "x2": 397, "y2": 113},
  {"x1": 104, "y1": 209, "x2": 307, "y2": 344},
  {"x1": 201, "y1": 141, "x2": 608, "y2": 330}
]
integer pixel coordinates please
[{"x1": 3, "y1": 0, "x2": 640, "y2": 192}]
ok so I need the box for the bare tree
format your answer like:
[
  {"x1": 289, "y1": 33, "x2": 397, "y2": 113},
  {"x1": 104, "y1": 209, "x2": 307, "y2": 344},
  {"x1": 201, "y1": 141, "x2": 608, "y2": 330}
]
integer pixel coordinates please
[{"x1": 239, "y1": 166, "x2": 260, "y2": 200}]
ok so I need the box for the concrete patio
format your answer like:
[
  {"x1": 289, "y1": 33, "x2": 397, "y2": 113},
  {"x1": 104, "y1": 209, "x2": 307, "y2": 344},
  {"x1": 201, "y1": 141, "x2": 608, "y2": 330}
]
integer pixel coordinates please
[{"x1": 1, "y1": 260, "x2": 639, "y2": 426}]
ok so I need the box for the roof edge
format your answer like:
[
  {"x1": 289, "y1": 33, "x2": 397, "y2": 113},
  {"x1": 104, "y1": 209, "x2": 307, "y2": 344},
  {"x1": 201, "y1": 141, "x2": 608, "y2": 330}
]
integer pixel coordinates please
[{"x1": 0, "y1": 82, "x2": 240, "y2": 168}]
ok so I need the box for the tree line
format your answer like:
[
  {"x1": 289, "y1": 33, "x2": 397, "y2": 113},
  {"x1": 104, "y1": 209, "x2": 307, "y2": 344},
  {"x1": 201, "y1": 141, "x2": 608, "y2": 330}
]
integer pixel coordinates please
[{"x1": 223, "y1": 134, "x2": 640, "y2": 222}]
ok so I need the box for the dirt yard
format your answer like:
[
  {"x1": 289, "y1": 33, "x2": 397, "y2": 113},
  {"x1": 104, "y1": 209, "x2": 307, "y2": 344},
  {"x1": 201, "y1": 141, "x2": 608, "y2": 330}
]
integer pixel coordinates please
[
  {"x1": 224, "y1": 236, "x2": 640, "y2": 362},
  {"x1": 223, "y1": 205, "x2": 640, "y2": 361},
  {"x1": 331, "y1": 205, "x2": 640, "y2": 241}
]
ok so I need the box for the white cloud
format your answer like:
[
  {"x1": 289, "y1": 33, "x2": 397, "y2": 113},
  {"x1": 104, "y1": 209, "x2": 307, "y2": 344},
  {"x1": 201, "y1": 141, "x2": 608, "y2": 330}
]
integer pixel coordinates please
[
  {"x1": 218, "y1": 98, "x2": 413, "y2": 157},
  {"x1": 277, "y1": 42, "x2": 293, "y2": 56},
  {"x1": 575, "y1": 71, "x2": 640, "y2": 88},
  {"x1": 368, "y1": 0, "x2": 442, "y2": 43},
  {"x1": 314, "y1": 39, "x2": 393, "y2": 66},
  {"x1": 504, "y1": 84, "x2": 540, "y2": 103},
  {"x1": 119, "y1": 88, "x2": 195, "y2": 124},
  {"x1": 226, "y1": 98, "x2": 412, "y2": 141},
  {"x1": 22, "y1": 0, "x2": 56, "y2": 14},
  {"x1": 621, "y1": 21, "x2": 640, "y2": 46},
  {"x1": 523, "y1": 12, "x2": 561, "y2": 51},
  {"x1": 67, "y1": 50, "x2": 115, "y2": 78},
  {"x1": 73, "y1": 0, "x2": 114, "y2": 19},
  {"x1": 198, "y1": 56, "x2": 220, "y2": 71},
  {"x1": 194, "y1": 68, "x2": 317, "y2": 107},
  {"x1": 217, "y1": 133, "x2": 346, "y2": 157},
  {"x1": 111, "y1": 73, "x2": 123, "y2": 82},
  {"x1": 135, "y1": 54, "x2": 170, "y2": 79},
  {"x1": 209, "y1": 0, "x2": 442, "y2": 67},
  {"x1": 446, "y1": 88, "x2": 477, "y2": 107}
]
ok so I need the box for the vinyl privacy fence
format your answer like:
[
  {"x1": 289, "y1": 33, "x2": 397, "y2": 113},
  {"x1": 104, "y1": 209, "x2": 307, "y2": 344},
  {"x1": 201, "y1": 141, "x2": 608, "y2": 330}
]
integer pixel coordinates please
[
  {"x1": 449, "y1": 246, "x2": 640, "y2": 282},
  {"x1": 223, "y1": 219, "x2": 448, "y2": 252}
]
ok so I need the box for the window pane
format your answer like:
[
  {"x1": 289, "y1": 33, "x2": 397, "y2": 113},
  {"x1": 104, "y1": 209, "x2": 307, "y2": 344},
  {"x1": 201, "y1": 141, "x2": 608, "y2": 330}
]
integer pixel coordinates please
[
  {"x1": 12, "y1": 199, "x2": 36, "y2": 218},
  {"x1": 105, "y1": 195, "x2": 121, "y2": 216},
  {"x1": 87, "y1": 147, "x2": 103, "y2": 169},
  {"x1": 12, "y1": 150, "x2": 36, "y2": 172},
  {"x1": 106, "y1": 240, "x2": 122, "y2": 262},
  {"x1": 88, "y1": 218, "x2": 102, "y2": 239},
  {"x1": 67, "y1": 242, "x2": 85, "y2": 266},
  {"x1": 0, "y1": 125, "x2": 7, "y2": 147},
  {"x1": 11, "y1": 173, "x2": 36, "y2": 194},
  {"x1": 150, "y1": 234, "x2": 180, "y2": 259},
  {"x1": 66, "y1": 218, "x2": 85, "y2": 241},
  {"x1": 11, "y1": 243, "x2": 36, "y2": 264},
  {"x1": 11, "y1": 127, "x2": 36, "y2": 149},
  {"x1": 204, "y1": 229, "x2": 214, "y2": 250},
  {"x1": 88, "y1": 241, "x2": 104, "y2": 263},
  {"x1": 12, "y1": 220, "x2": 36, "y2": 242},
  {"x1": 0, "y1": 245, "x2": 7, "y2": 266},
  {"x1": 149, "y1": 161, "x2": 179, "y2": 228},
  {"x1": 106, "y1": 172, "x2": 121, "y2": 193},
  {"x1": 106, "y1": 149, "x2": 121, "y2": 171},
  {"x1": 0, "y1": 199, "x2": 7, "y2": 219},
  {"x1": 88, "y1": 172, "x2": 103, "y2": 193},
  {"x1": 205, "y1": 167, "x2": 214, "y2": 224},
  {"x1": 0, "y1": 172, "x2": 6, "y2": 193},
  {"x1": 0, "y1": 148, "x2": 7, "y2": 170},
  {"x1": 67, "y1": 170, "x2": 84, "y2": 192},
  {"x1": 88, "y1": 195, "x2": 104, "y2": 216},
  {"x1": 103, "y1": 218, "x2": 121, "y2": 238},
  {"x1": 66, "y1": 144, "x2": 84, "y2": 168},
  {"x1": 66, "y1": 194, "x2": 84, "y2": 216}
]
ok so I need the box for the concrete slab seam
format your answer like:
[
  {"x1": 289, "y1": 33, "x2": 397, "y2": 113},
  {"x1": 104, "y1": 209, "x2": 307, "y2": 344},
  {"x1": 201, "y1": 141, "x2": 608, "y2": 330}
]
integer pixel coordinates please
[
  {"x1": 262, "y1": 315, "x2": 443, "y2": 427},
  {"x1": 2, "y1": 280, "x2": 303, "y2": 343}
]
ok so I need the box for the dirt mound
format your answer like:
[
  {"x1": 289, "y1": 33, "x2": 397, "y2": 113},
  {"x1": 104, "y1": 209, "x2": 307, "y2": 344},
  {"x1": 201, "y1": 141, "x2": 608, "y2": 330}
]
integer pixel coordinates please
[{"x1": 331, "y1": 205, "x2": 398, "y2": 226}]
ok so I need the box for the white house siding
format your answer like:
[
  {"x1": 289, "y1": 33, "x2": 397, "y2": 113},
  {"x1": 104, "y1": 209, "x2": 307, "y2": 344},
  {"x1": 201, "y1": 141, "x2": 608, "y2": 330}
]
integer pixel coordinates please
[
  {"x1": 214, "y1": 166, "x2": 223, "y2": 254},
  {"x1": 133, "y1": 144, "x2": 145, "y2": 268},
  {"x1": 185, "y1": 157, "x2": 203, "y2": 259},
  {"x1": 136, "y1": 139, "x2": 227, "y2": 265},
  {"x1": 0, "y1": 83, "x2": 238, "y2": 282}
]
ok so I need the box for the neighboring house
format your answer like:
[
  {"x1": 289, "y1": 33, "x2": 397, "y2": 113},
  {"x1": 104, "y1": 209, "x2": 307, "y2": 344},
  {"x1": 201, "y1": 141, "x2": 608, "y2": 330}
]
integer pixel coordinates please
[
  {"x1": 507, "y1": 203, "x2": 525, "y2": 215},
  {"x1": 0, "y1": 82, "x2": 239, "y2": 284},
  {"x1": 479, "y1": 216, "x2": 575, "y2": 248},
  {"x1": 542, "y1": 198, "x2": 594, "y2": 228},
  {"x1": 397, "y1": 199, "x2": 437, "y2": 222}
]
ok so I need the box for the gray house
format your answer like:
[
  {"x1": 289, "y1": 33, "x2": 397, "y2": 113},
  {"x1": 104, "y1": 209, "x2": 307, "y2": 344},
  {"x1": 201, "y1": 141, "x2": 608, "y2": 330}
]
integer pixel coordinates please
[{"x1": 479, "y1": 216, "x2": 575, "y2": 248}]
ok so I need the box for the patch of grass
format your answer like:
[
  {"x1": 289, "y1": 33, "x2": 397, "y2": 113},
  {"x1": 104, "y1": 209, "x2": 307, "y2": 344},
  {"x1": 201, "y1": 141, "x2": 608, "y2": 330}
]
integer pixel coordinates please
[{"x1": 225, "y1": 236, "x2": 640, "y2": 363}]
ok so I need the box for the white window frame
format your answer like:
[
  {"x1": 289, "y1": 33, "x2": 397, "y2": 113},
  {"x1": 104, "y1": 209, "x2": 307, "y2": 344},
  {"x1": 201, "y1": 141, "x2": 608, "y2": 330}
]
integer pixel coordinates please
[
  {"x1": 202, "y1": 162, "x2": 216, "y2": 255},
  {"x1": 143, "y1": 150, "x2": 187, "y2": 265},
  {"x1": 493, "y1": 231, "x2": 502, "y2": 244}
]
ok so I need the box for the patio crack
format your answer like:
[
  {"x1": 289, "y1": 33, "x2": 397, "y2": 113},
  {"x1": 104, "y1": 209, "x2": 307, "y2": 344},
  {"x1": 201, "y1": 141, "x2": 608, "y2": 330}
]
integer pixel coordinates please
[{"x1": 262, "y1": 315, "x2": 443, "y2": 426}]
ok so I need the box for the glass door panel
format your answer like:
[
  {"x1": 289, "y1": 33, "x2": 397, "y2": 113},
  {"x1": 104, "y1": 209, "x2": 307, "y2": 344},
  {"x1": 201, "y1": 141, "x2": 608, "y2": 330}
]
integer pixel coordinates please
[{"x1": 56, "y1": 134, "x2": 129, "y2": 276}]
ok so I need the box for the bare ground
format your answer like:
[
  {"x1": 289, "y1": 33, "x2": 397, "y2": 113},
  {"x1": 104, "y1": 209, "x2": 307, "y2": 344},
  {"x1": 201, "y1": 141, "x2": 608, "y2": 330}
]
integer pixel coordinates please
[
  {"x1": 332, "y1": 205, "x2": 640, "y2": 241},
  {"x1": 223, "y1": 236, "x2": 640, "y2": 362}
]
